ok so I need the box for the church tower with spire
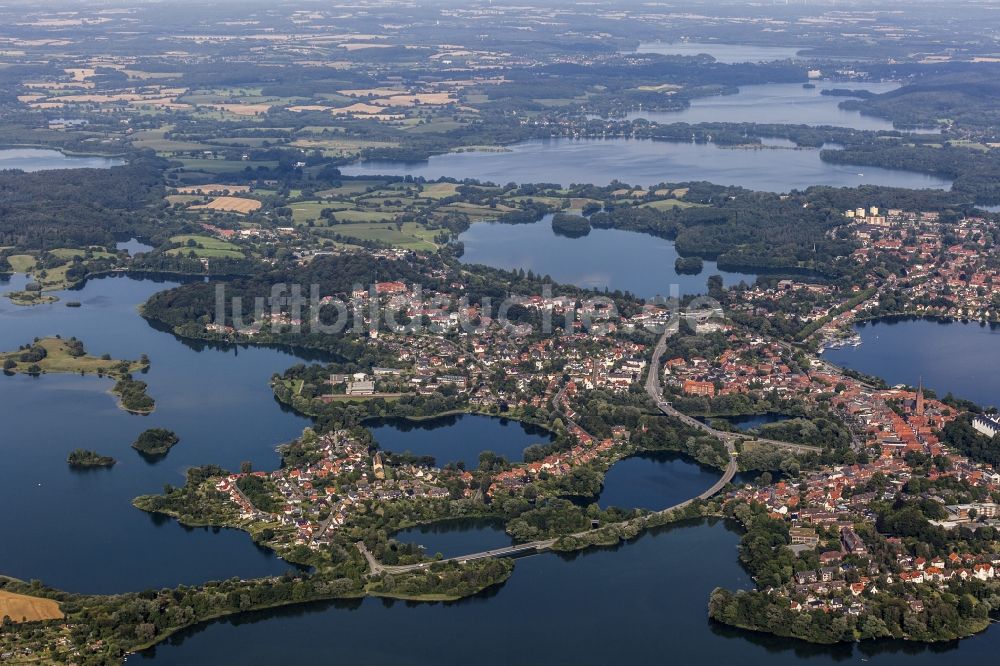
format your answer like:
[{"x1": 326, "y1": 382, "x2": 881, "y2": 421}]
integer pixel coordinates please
[{"x1": 915, "y1": 378, "x2": 925, "y2": 416}]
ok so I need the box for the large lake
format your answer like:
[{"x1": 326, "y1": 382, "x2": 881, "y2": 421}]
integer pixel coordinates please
[
  {"x1": 0, "y1": 275, "x2": 313, "y2": 593},
  {"x1": 635, "y1": 41, "x2": 804, "y2": 63},
  {"x1": 458, "y1": 214, "x2": 756, "y2": 298},
  {"x1": 0, "y1": 148, "x2": 125, "y2": 171},
  {"x1": 139, "y1": 517, "x2": 1000, "y2": 665},
  {"x1": 342, "y1": 138, "x2": 953, "y2": 192},
  {"x1": 626, "y1": 82, "x2": 902, "y2": 131},
  {"x1": 824, "y1": 319, "x2": 1000, "y2": 408}
]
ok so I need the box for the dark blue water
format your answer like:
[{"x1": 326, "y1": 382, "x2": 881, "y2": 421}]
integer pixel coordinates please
[
  {"x1": 824, "y1": 319, "x2": 1000, "y2": 408},
  {"x1": 393, "y1": 519, "x2": 512, "y2": 559},
  {"x1": 458, "y1": 214, "x2": 756, "y2": 298},
  {"x1": 342, "y1": 138, "x2": 953, "y2": 192},
  {"x1": 698, "y1": 413, "x2": 791, "y2": 431},
  {"x1": 0, "y1": 275, "x2": 314, "y2": 593},
  {"x1": 596, "y1": 452, "x2": 722, "y2": 511},
  {"x1": 367, "y1": 414, "x2": 554, "y2": 468},
  {"x1": 139, "y1": 517, "x2": 1000, "y2": 664},
  {"x1": 0, "y1": 148, "x2": 124, "y2": 171}
]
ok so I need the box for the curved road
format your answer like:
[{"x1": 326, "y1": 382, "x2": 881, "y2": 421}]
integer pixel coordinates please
[{"x1": 358, "y1": 325, "x2": 819, "y2": 576}]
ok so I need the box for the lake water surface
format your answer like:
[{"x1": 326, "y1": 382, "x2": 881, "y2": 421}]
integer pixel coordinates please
[
  {"x1": 0, "y1": 148, "x2": 125, "y2": 171},
  {"x1": 458, "y1": 214, "x2": 756, "y2": 298},
  {"x1": 635, "y1": 41, "x2": 804, "y2": 63},
  {"x1": 138, "y1": 516, "x2": 1000, "y2": 665},
  {"x1": 0, "y1": 275, "x2": 313, "y2": 593},
  {"x1": 596, "y1": 452, "x2": 722, "y2": 511},
  {"x1": 343, "y1": 138, "x2": 953, "y2": 192},
  {"x1": 626, "y1": 81, "x2": 901, "y2": 130},
  {"x1": 392, "y1": 519, "x2": 512, "y2": 559},
  {"x1": 824, "y1": 319, "x2": 1000, "y2": 408},
  {"x1": 367, "y1": 414, "x2": 554, "y2": 468}
]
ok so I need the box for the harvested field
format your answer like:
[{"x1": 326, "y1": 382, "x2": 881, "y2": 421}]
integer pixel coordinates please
[
  {"x1": 0, "y1": 590, "x2": 64, "y2": 623},
  {"x1": 192, "y1": 196, "x2": 262, "y2": 213}
]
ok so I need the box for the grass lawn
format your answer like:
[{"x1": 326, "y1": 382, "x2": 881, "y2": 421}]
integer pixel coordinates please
[
  {"x1": 132, "y1": 128, "x2": 212, "y2": 153},
  {"x1": 175, "y1": 158, "x2": 277, "y2": 174},
  {"x1": 315, "y1": 180, "x2": 388, "y2": 197},
  {"x1": 167, "y1": 234, "x2": 245, "y2": 259},
  {"x1": 49, "y1": 247, "x2": 115, "y2": 260},
  {"x1": 421, "y1": 182, "x2": 460, "y2": 199},
  {"x1": 640, "y1": 199, "x2": 703, "y2": 211},
  {"x1": 320, "y1": 393, "x2": 403, "y2": 403},
  {"x1": 7, "y1": 254, "x2": 36, "y2": 273},
  {"x1": 321, "y1": 222, "x2": 438, "y2": 250},
  {"x1": 333, "y1": 209, "x2": 398, "y2": 223}
]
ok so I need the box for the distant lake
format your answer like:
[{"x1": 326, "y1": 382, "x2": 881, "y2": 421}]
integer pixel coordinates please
[
  {"x1": 0, "y1": 148, "x2": 125, "y2": 171},
  {"x1": 342, "y1": 138, "x2": 953, "y2": 192},
  {"x1": 635, "y1": 41, "x2": 803, "y2": 63},
  {"x1": 626, "y1": 82, "x2": 901, "y2": 131},
  {"x1": 824, "y1": 319, "x2": 1000, "y2": 408},
  {"x1": 596, "y1": 452, "x2": 722, "y2": 511},
  {"x1": 367, "y1": 414, "x2": 554, "y2": 469},
  {"x1": 458, "y1": 214, "x2": 756, "y2": 298}
]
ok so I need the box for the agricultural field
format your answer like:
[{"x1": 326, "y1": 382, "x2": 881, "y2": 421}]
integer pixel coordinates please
[
  {"x1": 174, "y1": 158, "x2": 278, "y2": 175},
  {"x1": 0, "y1": 590, "x2": 63, "y2": 624},
  {"x1": 48, "y1": 247, "x2": 115, "y2": 260},
  {"x1": 6, "y1": 254, "x2": 36, "y2": 273},
  {"x1": 167, "y1": 235, "x2": 245, "y2": 259},
  {"x1": 131, "y1": 128, "x2": 211, "y2": 153},
  {"x1": 191, "y1": 196, "x2": 262, "y2": 213},
  {"x1": 319, "y1": 221, "x2": 439, "y2": 250},
  {"x1": 640, "y1": 198, "x2": 703, "y2": 211}
]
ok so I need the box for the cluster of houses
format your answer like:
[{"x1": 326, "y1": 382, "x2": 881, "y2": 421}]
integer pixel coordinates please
[
  {"x1": 849, "y1": 208, "x2": 999, "y2": 322},
  {"x1": 489, "y1": 402, "x2": 629, "y2": 497},
  {"x1": 214, "y1": 430, "x2": 472, "y2": 548},
  {"x1": 728, "y1": 383, "x2": 1000, "y2": 617},
  {"x1": 663, "y1": 333, "x2": 808, "y2": 399}
]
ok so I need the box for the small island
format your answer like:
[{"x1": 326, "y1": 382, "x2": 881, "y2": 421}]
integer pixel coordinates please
[
  {"x1": 132, "y1": 428, "x2": 179, "y2": 458},
  {"x1": 7, "y1": 289, "x2": 58, "y2": 306},
  {"x1": 113, "y1": 376, "x2": 156, "y2": 414},
  {"x1": 674, "y1": 255, "x2": 704, "y2": 274},
  {"x1": 67, "y1": 449, "x2": 116, "y2": 468},
  {"x1": 550, "y1": 213, "x2": 591, "y2": 238}
]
